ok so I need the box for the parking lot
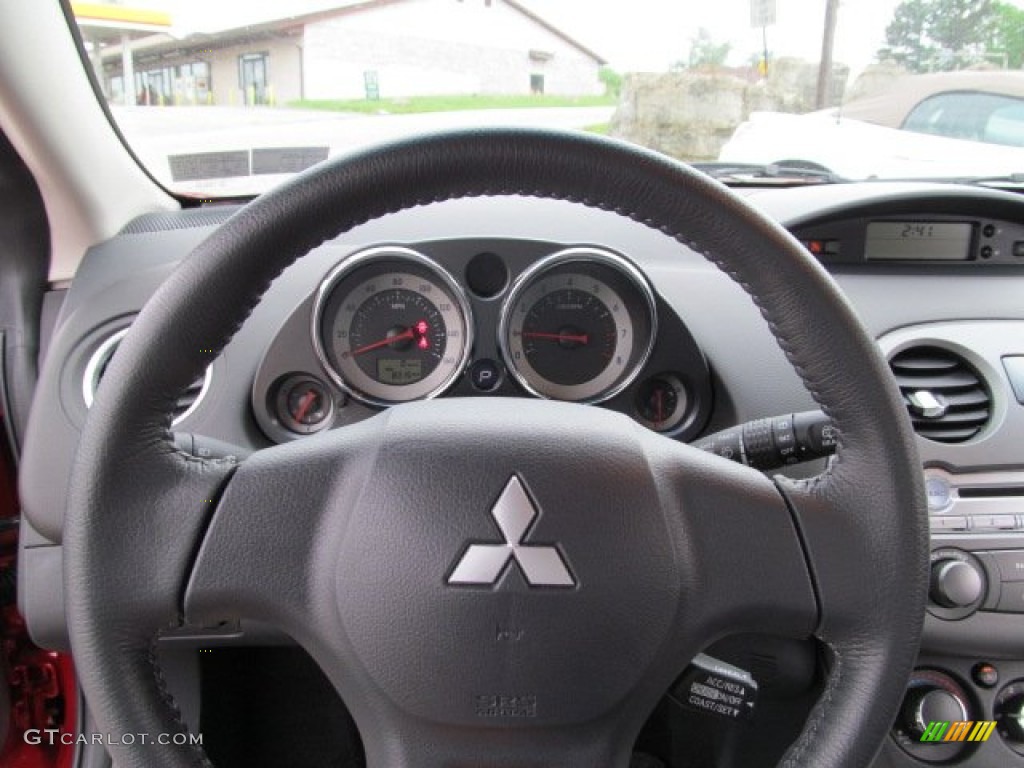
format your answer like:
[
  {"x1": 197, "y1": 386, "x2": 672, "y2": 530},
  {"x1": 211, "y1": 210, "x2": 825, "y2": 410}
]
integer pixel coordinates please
[{"x1": 113, "y1": 105, "x2": 615, "y2": 193}]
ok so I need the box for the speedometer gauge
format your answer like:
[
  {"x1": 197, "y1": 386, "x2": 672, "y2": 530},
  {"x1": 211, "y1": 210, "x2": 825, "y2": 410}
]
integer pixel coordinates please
[
  {"x1": 313, "y1": 247, "x2": 473, "y2": 406},
  {"x1": 499, "y1": 247, "x2": 657, "y2": 403}
]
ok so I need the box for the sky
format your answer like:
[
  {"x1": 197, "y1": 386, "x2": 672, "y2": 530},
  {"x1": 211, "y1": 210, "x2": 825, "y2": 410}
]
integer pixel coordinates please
[
  {"x1": 518, "y1": 0, "x2": 902, "y2": 75},
  {"x1": 123, "y1": 0, "x2": 1024, "y2": 79}
]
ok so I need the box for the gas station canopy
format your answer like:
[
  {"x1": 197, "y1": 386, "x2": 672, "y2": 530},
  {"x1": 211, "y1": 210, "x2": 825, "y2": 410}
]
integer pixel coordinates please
[
  {"x1": 72, "y1": 3, "x2": 173, "y2": 105},
  {"x1": 72, "y1": 2, "x2": 171, "y2": 43}
]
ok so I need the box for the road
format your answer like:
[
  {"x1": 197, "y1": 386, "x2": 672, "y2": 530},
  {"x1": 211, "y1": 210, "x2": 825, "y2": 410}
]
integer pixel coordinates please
[{"x1": 113, "y1": 105, "x2": 615, "y2": 194}]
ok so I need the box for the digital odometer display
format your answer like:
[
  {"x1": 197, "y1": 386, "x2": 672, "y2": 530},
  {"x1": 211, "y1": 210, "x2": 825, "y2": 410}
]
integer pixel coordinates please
[
  {"x1": 865, "y1": 222, "x2": 973, "y2": 261},
  {"x1": 377, "y1": 358, "x2": 423, "y2": 385}
]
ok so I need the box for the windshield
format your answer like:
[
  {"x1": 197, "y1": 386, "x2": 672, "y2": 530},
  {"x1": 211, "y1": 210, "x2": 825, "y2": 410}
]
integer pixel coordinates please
[{"x1": 70, "y1": 0, "x2": 1024, "y2": 196}]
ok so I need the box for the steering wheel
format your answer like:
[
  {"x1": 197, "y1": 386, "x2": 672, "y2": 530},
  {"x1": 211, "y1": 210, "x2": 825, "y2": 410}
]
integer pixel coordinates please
[{"x1": 64, "y1": 128, "x2": 928, "y2": 768}]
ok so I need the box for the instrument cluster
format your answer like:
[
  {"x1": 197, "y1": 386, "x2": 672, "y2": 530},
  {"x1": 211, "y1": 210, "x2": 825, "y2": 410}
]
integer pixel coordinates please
[{"x1": 252, "y1": 239, "x2": 711, "y2": 444}]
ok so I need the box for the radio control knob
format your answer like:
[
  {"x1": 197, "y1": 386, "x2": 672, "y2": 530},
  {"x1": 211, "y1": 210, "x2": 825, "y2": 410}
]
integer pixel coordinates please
[
  {"x1": 930, "y1": 559, "x2": 984, "y2": 609},
  {"x1": 996, "y1": 682, "x2": 1024, "y2": 752},
  {"x1": 999, "y1": 693, "x2": 1024, "y2": 743},
  {"x1": 894, "y1": 670, "x2": 975, "y2": 762},
  {"x1": 904, "y1": 688, "x2": 968, "y2": 739}
]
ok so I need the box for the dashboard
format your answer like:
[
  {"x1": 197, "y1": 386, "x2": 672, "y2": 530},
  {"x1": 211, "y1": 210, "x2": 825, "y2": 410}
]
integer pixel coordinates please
[{"x1": 16, "y1": 180, "x2": 1024, "y2": 768}]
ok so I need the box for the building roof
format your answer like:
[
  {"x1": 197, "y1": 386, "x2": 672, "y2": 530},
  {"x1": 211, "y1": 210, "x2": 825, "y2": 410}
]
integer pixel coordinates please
[
  {"x1": 91, "y1": 0, "x2": 605, "y2": 67},
  {"x1": 503, "y1": 0, "x2": 605, "y2": 65}
]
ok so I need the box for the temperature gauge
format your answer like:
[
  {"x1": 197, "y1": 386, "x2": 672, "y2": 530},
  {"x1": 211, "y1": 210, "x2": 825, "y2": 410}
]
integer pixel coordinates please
[
  {"x1": 635, "y1": 374, "x2": 688, "y2": 432},
  {"x1": 275, "y1": 375, "x2": 335, "y2": 435}
]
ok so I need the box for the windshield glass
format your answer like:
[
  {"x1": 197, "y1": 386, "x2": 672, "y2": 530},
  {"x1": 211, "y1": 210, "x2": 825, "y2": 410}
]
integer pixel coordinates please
[{"x1": 70, "y1": 0, "x2": 1024, "y2": 196}]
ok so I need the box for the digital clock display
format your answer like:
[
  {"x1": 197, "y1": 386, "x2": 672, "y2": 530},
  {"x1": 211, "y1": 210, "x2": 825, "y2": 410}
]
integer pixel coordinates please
[{"x1": 865, "y1": 222, "x2": 973, "y2": 261}]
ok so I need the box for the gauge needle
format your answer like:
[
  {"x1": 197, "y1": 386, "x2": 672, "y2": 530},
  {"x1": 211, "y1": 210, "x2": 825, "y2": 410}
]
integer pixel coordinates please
[
  {"x1": 293, "y1": 390, "x2": 318, "y2": 423},
  {"x1": 350, "y1": 328, "x2": 414, "y2": 356},
  {"x1": 522, "y1": 331, "x2": 589, "y2": 344},
  {"x1": 655, "y1": 388, "x2": 664, "y2": 423}
]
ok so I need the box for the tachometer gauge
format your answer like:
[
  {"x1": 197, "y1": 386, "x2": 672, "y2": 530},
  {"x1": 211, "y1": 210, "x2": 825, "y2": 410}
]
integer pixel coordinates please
[
  {"x1": 313, "y1": 247, "x2": 473, "y2": 406},
  {"x1": 499, "y1": 247, "x2": 657, "y2": 403}
]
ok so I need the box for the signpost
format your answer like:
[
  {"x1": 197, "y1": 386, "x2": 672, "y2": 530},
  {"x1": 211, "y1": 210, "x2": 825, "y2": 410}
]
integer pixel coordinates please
[
  {"x1": 750, "y1": 0, "x2": 776, "y2": 27},
  {"x1": 363, "y1": 71, "x2": 380, "y2": 101},
  {"x1": 750, "y1": 0, "x2": 776, "y2": 77}
]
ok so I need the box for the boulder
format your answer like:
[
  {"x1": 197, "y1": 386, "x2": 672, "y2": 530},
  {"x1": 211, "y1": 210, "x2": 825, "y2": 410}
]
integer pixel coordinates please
[{"x1": 610, "y1": 58, "x2": 849, "y2": 161}]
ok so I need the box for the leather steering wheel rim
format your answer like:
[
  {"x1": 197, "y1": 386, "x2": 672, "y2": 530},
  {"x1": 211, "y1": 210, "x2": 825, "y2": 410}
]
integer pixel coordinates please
[{"x1": 64, "y1": 127, "x2": 928, "y2": 768}]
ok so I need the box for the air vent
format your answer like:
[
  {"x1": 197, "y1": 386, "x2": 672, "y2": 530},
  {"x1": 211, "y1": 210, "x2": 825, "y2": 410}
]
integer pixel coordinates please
[
  {"x1": 83, "y1": 329, "x2": 212, "y2": 426},
  {"x1": 889, "y1": 346, "x2": 991, "y2": 444}
]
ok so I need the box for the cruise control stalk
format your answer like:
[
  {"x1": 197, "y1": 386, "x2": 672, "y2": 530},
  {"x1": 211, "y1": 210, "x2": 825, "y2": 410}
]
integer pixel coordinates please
[{"x1": 693, "y1": 410, "x2": 837, "y2": 470}]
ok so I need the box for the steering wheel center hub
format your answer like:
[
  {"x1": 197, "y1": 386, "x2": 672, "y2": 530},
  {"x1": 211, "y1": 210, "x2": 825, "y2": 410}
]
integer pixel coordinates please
[{"x1": 333, "y1": 399, "x2": 680, "y2": 726}]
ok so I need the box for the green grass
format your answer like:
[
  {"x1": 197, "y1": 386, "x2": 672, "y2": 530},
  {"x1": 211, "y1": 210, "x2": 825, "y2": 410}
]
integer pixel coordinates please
[
  {"x1": 583, "y1": 122, "x2": 610, "y2": 135},
  {"x1": 288, "y1": 93, "x2": 616, "y2": 115}
]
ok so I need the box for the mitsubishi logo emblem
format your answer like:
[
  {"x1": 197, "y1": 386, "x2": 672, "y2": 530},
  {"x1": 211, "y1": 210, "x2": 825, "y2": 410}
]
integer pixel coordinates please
[{"x1": 447, "y1": 476, "x2": 575, "y2": 588}]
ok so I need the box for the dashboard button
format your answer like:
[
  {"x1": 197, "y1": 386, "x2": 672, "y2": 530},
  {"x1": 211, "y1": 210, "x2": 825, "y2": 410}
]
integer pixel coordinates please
[
  {"x1": 924, "y1": 475, "x2": 953, "y2": 511},
  {"x1": 469, "y1": 359, "x2": 502, "y2": 391},
  {"x1": 930, "y1": 515, "x2": 969, "y2": 531},
  {"x1": 973, "y1": 662, "x2": 999, "y2": 688},
  {"x1": 972, "y1": 514, "x2": 1018, "y2": 531}
]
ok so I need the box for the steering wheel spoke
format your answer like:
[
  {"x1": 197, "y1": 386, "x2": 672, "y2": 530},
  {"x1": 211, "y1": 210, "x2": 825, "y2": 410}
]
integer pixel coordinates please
[
  {"x1": 182, "y1": 434, "x2": 365, "y2": 640},
  {"x1": 651, "y1": 443, "x2": 819, "y2": 647}
]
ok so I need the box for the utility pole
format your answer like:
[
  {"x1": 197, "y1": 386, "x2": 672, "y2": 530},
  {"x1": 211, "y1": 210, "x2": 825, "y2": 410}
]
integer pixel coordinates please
[{"x1": 815, "y1": 0, "x2": 841, "y2": 109}]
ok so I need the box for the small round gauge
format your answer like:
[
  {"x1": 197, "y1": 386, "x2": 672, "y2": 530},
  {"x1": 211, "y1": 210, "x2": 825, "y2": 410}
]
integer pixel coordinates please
[
  {"x1": 275, "y1": 374, "x2": 334, "y2": 434},
  {"x1": 635, "y1": 374, "x2": 689, "y2": 432},
  {"x1": 313, "y1": 247, "x2": 473, "y2": 406},
  {"x1": 499, "y1": 247, "x2": 657, "y2": 403}
]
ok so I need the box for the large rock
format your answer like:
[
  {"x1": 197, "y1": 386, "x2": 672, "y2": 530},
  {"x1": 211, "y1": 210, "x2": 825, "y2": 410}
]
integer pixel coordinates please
[
  {"x1": 765, "y1": 56, "x2": 849, "y2": 112},
  {"x1": 609, "y1": 71, "x2": 747, "y2": 161},
  {"x1": 610, "y1": 58, "x2": 849, "y2": 161}
]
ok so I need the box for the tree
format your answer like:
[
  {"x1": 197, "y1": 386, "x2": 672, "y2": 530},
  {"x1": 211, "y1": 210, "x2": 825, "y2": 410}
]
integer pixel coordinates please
[
  {"x1": 877, "y1": 0, "x2": 994, "y2": 72},
  {"x1": 989, "y1": 0, "x2": 1024, "y2": 68},
  {"x1": 676, "y1": 28, "x2": 731, "y2": 71},
  {"x1": 598, "y1": 66, "x2": 623, "y2": 98}
]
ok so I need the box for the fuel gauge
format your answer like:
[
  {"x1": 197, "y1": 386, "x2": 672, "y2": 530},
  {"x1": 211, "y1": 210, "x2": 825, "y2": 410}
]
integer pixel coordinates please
[
  {"x1": 635, "y1": 374, "x2": 689, "y2": 432},
  {"x1": 275, "y1": 374, "x2": 335, "y2": 435}
]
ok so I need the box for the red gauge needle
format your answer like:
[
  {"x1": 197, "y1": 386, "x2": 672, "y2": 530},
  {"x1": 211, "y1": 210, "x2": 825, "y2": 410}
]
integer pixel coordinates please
[
  {"x1": 350, "y1": 328, "x2": 414, "y2": 356},
  {"x1": 293, "y1": 390, "x2": 318, "y2": 423},
  {"x1": 522, "y1": 331, "x2": 589, "y2": 344}
]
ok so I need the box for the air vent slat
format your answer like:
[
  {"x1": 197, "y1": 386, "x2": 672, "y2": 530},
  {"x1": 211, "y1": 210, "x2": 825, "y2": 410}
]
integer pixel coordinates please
[
  {"x1": 890, "y1": 355, "x2": 961, "y2": 372},
  {"x1": 911, "y1": 409, "x2": 988, "y2": 426},
  {"x1": 941, "y1": 390, "x2": 991, "y2": 407},
  {"x1": 914, "y1": 426, "x2": 981, "y2": 442},
  {"x1": 889, "y1": 345, "x2": 991, "y2": 444},
  {"x1": 893, "y1": 371, "x2": 981, "y2": 389}
]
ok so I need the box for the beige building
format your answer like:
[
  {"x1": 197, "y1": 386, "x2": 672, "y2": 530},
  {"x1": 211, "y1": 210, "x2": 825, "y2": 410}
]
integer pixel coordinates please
[{"x1": 88, "y1": 0, "x2": 605, "y2": 107}]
